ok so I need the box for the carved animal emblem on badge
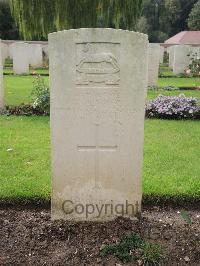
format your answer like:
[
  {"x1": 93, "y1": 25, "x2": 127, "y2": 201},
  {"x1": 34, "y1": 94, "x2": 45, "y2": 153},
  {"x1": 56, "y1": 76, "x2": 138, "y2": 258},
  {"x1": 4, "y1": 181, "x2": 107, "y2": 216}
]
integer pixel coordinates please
[{"x1": 76, "y1": 43, "x2": 120, "y2": 85}]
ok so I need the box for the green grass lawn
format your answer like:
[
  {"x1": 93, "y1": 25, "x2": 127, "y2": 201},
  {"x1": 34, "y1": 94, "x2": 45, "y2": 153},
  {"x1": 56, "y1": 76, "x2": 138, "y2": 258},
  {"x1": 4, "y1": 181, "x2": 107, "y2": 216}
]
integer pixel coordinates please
[
  {"x1": 4, "y1": 75, "x2": 49, "y2": 106},
  {"x1": 4, "y1": 67, "x2": 49, "y2": 76},
  {"x1": 0, "y1": 116, "x2": 199, "y2": 200},
  {"x1": 0, "y1": 116, "x2": 50, "y2": 199},
  {"x1": 158, "y1": 77, "x2": 200, "y2": 87},
  {"x1": 148, "y1": 89, "x2": 200, "y2": 100},
  {"x1": 159, "y1": 65, "x2": 175, "y2": 77},
  {"x1": 3, "y1": 75, "x2": 200, "y2": 106}
]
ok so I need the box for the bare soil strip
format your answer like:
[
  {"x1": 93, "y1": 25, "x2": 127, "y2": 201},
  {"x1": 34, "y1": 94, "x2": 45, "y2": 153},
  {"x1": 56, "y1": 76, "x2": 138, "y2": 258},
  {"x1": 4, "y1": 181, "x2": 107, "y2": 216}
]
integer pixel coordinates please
[{"x1": 0, "y1": 207, "x2": 199, "y2": 265}]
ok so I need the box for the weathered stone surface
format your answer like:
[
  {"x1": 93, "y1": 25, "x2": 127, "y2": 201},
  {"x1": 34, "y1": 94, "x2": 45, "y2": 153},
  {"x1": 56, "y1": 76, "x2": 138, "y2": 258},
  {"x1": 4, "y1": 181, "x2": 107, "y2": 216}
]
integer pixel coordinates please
[
  {"x1": 173, "y1": 45, "x2": 190, "y2": 75},
  {"x1": 8, "y1": 43, "x2": 14, "y2": 59},
  {"x1": 168, "y1": 45, "x2": 175, "y2": 68},
  {"x1": 148, "y1": 43, "x2": 160, "y2": 86},
  {"x1": 49, "y1": 28, "x2": 148, "y2": 221},
  {"x1": 159, "y1": 45, "x2": 164, "y2": 63},
  {"x1": 189, "y1": 46, "x2": 200, "y2": 60},
  {"x1": 28, "y1": 44, "x2": 43, "y2": 68},
  {"x1": 42, "y1": 44, "x2": 49, "y2": 58},
  {"x1": 1, "y1": 42, "x2": 9, "y2": 66},
  {"x1": 0, "y1": 40, "x2": 4, "y2": 108},
  {"x1": 11, "y1": 42, "x2": 29, "y2": 74}
]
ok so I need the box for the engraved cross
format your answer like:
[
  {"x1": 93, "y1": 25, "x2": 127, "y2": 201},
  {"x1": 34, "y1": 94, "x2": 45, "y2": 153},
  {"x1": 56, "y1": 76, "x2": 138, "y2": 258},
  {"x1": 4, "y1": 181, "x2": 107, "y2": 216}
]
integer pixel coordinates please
[{"x1": 77, "y1": 124, "x2": 117, "y2": 188}]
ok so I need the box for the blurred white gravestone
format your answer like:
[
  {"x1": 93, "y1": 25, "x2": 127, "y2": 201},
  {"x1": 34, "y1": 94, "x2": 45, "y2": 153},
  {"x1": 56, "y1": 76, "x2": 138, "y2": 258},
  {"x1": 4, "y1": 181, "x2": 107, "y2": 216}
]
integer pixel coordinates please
[
  {"x1": 0, "y1": 40, "x2": 4, "y2": 108},
  {"x1": 168, "y1": 45, "x2": 175, "y2": 68},
  {"x1": 42, "y1": 44, "x2": 49, "y2": 58},
  {"x1": 11, "y1": 42, "x2": 29, "y2": 74},
  {"x1": 8, "y1": 43, "x2": 14, "y2": 59},
  {"x1": 42, "y1": 44, "x2": 49, "y2": 65},
  {"x1": 28, "y1": 44, "x2": 43, "y2": 68},
  {"x1": 159, "y1": 45, "x2": 164, "y2": 63},
  {"x1": 1, "y1": 42, "x2": 9, "y2": 66},
  {"x1": 173, "y1": 45, "x2": 190, "y2": 75},
  {"x1": 49, "y1": 29, "x2": 148, "y2": 221},
  {"x1": 190, "y1": 46, "x2": 200, "y2": 60},
  {"x1": 148, "y1": 43, "x2": 160, "y2": 86}
]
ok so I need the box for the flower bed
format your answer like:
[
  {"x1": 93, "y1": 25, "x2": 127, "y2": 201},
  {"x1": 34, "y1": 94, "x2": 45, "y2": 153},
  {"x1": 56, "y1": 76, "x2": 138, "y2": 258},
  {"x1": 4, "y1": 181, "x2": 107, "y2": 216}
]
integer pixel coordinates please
[
  {"x1": 1, "y1": 94, "x2": 200, "y2": 120},
  {"x1": 1, "y1": 105, "x2": 48, "y2": 116},
  {"x1": 146, "y1": 94, "x2": 200, "y2": 120}
]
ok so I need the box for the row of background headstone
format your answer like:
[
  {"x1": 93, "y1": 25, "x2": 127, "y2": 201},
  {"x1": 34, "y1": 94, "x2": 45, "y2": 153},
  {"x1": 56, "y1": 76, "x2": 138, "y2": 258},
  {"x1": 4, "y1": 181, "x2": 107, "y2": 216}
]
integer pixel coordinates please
[
  {"x1": 1, "y1": 40, "x2": 200, "y2": 83},
  {"x1": 1, "y1": 40, "x2": 162, "y2": 85},
  {"x1": 168, "y1": 44, "x2": 200, "y2": 75},
  {"x1": 1, "y1": 40, "x2": 48, "y2": 74},
  {"x1": 148, "y1": 43, "x2": 200, "y2": 86}
]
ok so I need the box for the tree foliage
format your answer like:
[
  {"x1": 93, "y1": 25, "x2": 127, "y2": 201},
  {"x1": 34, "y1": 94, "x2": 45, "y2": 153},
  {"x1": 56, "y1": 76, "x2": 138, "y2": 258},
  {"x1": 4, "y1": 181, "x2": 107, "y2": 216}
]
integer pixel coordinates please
[
  {"x1": 0, "y1": 1, "x2": 19, "y2": 39},
  {"x1": 139, "y1": 0, "x2": 198, "y2": 42},
  {"x1": 188, "y1": 0, "x2": 200, "y2": 30},
  {"x1": 9, "y1": 0, "x2": 143, "y2": 40}
]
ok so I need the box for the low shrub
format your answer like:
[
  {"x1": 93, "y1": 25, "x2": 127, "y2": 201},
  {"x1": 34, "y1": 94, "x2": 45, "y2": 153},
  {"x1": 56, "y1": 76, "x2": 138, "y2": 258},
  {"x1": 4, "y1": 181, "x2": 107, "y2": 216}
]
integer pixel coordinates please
[
  {"x1": 148, "y1": 85, "x2": 161, "y2": 90},
  {"x1": 162, "y1": 85, "x2": 179, "y2": 91},
  {"x1": 148, "y1": 85, "x2": 179, "y2": 91},
  {"x1": 146, "y1": 94, "x2": 200, "y2": 119},
  {"x1": 2, "y1": 104, "x2": 48, "y2": 116},
  {"x1": 31, "y1": 74, "x2": 50, "y2": 114},
  {"x1": 188, "y1": 52, "x2": 200, "y2": 77},
  {"x1": 176, "y1": 73, "x2": 188, "y2": 78}
]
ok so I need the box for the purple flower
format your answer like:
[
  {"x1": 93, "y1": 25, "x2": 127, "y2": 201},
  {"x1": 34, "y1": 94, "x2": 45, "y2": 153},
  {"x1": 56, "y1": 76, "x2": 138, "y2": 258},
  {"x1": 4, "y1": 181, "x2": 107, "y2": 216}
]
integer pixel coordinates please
[{"x1": 146, "y1": 94, "x2": 200, "y2": 120}]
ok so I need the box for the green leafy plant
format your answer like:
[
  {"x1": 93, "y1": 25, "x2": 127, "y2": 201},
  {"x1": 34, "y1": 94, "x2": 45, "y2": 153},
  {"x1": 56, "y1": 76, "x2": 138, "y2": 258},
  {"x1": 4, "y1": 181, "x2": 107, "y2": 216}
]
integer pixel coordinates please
[
  {"x1": 31, "y1": 74, "x2": 50, "y2": 114},
  {"x1": 180, "y1": 210, "x2": 193, "y2": 225},
  {"x1": 100, "y1": 233, "x2": 162, "y2": 264},
  {"x1": 188, "y1": 53, "x2": 200, "y2": 77},
  {"x1": 142, "y1": 242, "x2": 163, "y2": 265},
  {"x1": 3, "y1": 104, "x2": 47, "y2": 116},
  {"x1": 176, "y1": 73, "x2": 188, "y2": 78}
]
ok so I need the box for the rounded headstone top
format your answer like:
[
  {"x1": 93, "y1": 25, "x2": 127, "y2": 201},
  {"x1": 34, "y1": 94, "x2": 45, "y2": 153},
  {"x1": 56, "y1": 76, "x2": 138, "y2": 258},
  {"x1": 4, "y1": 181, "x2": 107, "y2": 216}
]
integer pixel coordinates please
[{"x1": 48, "y1": 28, "x2": 148, "y2": 41}]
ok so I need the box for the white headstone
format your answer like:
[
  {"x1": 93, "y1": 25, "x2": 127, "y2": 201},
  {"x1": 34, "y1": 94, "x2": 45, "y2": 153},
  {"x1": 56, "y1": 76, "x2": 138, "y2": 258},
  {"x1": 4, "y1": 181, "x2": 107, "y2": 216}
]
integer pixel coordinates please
[
  {"x1": 1, "y1": 42, "x2": 9, "y2": 66},
  {"x1": 168, "y1": 45, "x2": 175, "y2": 68},
  {"x1": 173, "y1": 45, "x2": 190, "y2": 75},
  {"x1": 189, "y1": 46, "x2": 200, "y2": 60},
  {"x1": 11, "y1": 42, "x2": 29, "y2": 74},
  {"x1": 49, "y1": 28, "x2": 148, "y2": 221},
  {"x1": 159, "y1": 45, "x2": 164, "y2": 63},
  {"x1": 8, "y1": 43, "x2": 14, "y2": 59},
  {"x1": 28, "y1": 44, "x2": 43, "y2": 68},
  {"x1": 148, "y1": 43, "x2": 160, "y2": 86},
  {"x1": 42, "y1": 44, "x2": 49, "y2": 58},
  {"x1": 0, "y1": 40, "x2": 4, "y2": 108}
]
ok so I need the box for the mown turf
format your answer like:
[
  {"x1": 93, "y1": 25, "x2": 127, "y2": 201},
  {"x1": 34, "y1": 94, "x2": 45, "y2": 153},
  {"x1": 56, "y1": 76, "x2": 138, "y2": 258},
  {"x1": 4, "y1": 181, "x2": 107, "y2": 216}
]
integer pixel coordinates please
[
  {"x1": 158, "y1": 77, "x2": 200, "y2": 88},
  {"x1": 0, "y1": 116, "x2": 199, "y2": 200},
  {"x1": 4, "y1": 67, "x2": 49, "y2": 76},
  {"x1": 148, "y1": 89, "x2": 200, "y2": 100},
  {"x1": 4, "y1": 75, "x2": 49, "y2": 106},
  {"x1": 0, "y1": 116, "x2": 50, "y2": 199},
  {"x1": 4, "y1": 75, "x2": 200, "y2": 106},
  {"x1": 143, "y1": 119, "x2": 200, "y2": 197},
  {"x1": 159, "y1": 66, "x2": 175, "y2": 77}
]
